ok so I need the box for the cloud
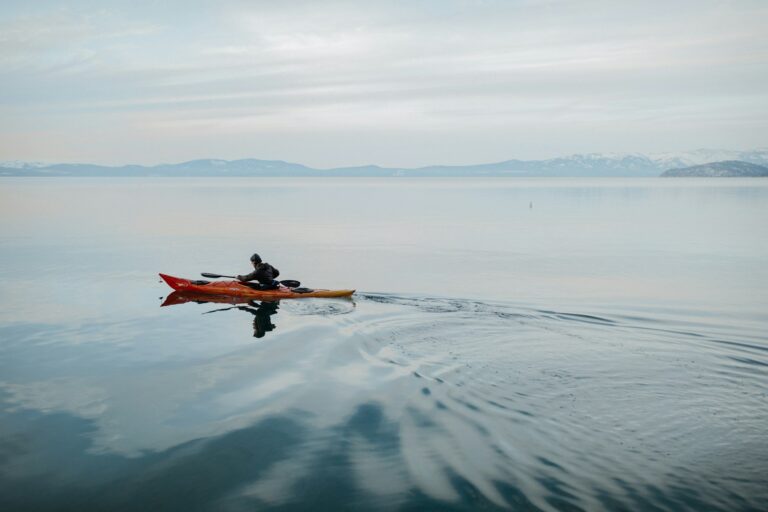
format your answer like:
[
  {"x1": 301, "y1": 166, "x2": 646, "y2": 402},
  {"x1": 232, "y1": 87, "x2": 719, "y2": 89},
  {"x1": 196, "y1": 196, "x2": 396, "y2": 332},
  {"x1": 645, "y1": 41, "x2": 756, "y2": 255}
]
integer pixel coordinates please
[
  {"x1": 0, "y1": 8, "x2": 160, "y2": 70},
  {"x1": 0, "y1": 0, "x2": 766, "y2": 165}
]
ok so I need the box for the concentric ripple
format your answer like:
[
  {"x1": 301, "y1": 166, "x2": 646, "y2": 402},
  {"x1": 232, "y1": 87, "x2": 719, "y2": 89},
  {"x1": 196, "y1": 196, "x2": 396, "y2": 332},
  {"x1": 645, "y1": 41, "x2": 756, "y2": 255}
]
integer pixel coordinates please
[{"x1": 333, "y1": 293, "x2": 768, "y2": 511}]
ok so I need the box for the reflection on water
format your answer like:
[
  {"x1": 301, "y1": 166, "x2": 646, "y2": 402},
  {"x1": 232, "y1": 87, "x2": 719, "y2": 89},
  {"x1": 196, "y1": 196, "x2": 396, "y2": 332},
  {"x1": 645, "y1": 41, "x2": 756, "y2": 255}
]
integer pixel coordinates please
[
  {"x1": 1, "y1": 292, "x2": 765, "y2": 511},
  {"x1": 163, "y1": 291, "x2": 282, "y2": 339},
  {"x1": 206, "y1": 301, "x2": 280, "y2": 339},
  {"x1": 1, "y1": 179, "x2": 767, "y2": 511},
  {"x1": 162, "y1": 291, "x2": 356, "y2": 338}
]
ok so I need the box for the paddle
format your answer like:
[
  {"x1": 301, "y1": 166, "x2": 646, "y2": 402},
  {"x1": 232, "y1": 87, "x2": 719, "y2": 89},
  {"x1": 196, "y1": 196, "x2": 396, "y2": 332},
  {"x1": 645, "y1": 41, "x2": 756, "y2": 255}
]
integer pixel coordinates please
[{"x1": 201, "y1": 273, "x2": 301, "y2": 288}]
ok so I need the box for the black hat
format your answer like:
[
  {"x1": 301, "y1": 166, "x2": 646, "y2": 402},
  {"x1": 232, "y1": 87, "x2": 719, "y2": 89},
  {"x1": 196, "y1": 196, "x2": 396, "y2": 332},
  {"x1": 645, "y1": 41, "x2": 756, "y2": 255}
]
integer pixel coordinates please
[{"x1": 250, "y1": 253, "x2": 262, "y2": 264}]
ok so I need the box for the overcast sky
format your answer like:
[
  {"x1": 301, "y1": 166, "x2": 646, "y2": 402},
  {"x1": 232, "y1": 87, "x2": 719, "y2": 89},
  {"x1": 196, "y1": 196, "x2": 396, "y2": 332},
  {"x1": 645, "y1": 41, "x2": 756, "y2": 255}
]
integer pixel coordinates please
[{"x1": 1, "y1": 0, "x2": 766, "y2": 167}]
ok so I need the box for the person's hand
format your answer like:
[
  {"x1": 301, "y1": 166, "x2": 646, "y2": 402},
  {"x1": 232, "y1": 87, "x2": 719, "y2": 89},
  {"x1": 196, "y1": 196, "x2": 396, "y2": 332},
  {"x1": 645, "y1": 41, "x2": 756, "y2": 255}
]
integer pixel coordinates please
[{"x1": 237, "y1": 275, "x2": 245, "y2": 281}]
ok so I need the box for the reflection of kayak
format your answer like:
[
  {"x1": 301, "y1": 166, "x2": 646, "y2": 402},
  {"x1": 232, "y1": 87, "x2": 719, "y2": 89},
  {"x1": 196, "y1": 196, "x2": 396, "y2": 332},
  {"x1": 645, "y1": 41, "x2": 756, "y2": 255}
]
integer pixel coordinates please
[
  {"x1": 161, "y1": 290, "x2": 252, "y2": 307},
  {"x1": 159, "y1": 273, "x2": 355, "y2": 299},
  {"x1": 161, "y1": 290, "x2": 281, "y2": 339}
]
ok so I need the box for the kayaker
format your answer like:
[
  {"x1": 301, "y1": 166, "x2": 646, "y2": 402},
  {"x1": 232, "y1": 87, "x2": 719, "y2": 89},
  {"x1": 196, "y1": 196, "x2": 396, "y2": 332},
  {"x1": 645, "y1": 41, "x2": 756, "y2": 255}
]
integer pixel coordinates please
[{"x1": 237, "y1": 253, "x2": 280, "y2": 290}]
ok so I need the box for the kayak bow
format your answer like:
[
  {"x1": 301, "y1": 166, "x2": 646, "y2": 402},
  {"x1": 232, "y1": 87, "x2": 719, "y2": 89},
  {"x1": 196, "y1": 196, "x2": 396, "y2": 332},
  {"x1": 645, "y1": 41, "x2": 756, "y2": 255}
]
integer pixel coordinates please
[{"x1": 159, "y1": 273, "x2": 355, "y2": 299}]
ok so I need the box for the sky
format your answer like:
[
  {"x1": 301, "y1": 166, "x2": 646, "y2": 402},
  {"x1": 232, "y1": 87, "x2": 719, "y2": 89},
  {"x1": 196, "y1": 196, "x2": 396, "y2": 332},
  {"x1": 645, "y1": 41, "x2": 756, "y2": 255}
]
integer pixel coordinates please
[{"x1": 0, "y1": 0, "x2": 766, "y2": 167}]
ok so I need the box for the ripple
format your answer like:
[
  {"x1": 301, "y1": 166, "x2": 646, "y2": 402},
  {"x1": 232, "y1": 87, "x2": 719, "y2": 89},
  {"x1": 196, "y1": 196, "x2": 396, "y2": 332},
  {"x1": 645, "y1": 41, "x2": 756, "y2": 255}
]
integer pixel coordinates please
[
  {"x1": 281, "y1": 298, "x2": 356, "y2": 316},
  {"x1": 2, "y1": 291, "x2": 766, "y2": 510},
  {"x1": 345, "y1": 293, "x2": 768, "y2": 510}
]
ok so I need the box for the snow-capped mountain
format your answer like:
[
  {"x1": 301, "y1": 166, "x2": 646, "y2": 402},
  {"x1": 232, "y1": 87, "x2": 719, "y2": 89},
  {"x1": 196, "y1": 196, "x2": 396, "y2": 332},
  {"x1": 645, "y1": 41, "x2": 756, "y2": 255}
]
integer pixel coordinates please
[{"x1": 0, "y1": 161, "x2": 49, "y2": 169}]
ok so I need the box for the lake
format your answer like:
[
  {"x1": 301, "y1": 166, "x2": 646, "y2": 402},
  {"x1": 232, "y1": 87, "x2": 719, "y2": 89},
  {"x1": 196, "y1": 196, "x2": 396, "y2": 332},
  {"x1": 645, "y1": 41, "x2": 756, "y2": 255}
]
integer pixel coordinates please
[{"x1": 0, "y1": 178, "x2": 766, "y2": 511}]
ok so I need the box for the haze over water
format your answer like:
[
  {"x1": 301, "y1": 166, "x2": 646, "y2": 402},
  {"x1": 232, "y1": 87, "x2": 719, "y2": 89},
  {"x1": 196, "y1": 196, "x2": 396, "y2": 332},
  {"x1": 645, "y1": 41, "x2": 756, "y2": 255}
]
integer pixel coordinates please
[{"x1": 0, "y1": 178, "x2": 766, "y2": 511}]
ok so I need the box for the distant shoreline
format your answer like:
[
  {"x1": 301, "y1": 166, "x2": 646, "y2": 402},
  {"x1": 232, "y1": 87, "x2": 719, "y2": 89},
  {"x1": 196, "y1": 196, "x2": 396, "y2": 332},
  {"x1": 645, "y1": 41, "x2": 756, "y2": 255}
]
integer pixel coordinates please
[{"x1": 3, "y1": 152, "x2": 767, "y2": 178}]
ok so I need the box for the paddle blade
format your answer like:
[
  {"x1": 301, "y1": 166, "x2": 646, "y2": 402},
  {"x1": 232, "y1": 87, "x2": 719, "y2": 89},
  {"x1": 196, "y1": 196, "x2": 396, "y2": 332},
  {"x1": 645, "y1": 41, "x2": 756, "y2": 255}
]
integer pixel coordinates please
[{"x1": 201, "y1": 272, "x2": 236, "y2": 279}]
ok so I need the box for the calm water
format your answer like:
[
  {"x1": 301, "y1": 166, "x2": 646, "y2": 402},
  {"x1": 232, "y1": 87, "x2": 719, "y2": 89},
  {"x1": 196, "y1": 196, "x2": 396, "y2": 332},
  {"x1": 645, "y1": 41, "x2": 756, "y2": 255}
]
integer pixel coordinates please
[{"x1": 0, "y1": 178, "x2": 766, "y2": 511}]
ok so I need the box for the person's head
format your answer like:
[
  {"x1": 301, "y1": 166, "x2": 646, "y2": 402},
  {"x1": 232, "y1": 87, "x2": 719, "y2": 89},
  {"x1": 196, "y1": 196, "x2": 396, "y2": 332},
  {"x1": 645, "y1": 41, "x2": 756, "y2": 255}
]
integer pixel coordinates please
[{"x1": 250, "y1": 253, "x2": 262, "y2": 266}]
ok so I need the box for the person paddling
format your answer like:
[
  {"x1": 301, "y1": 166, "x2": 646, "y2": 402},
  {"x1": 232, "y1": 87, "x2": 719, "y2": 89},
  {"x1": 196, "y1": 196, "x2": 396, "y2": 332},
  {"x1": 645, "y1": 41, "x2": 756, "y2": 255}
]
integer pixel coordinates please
[{"x1": 237, "y1": 253, "x2": 280, "y2": 290}]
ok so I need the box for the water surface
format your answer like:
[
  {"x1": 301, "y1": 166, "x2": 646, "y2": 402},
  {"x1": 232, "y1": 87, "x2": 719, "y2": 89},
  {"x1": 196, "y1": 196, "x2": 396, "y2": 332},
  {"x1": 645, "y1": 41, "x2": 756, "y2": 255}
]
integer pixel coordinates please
[{"x1": 0, "y1": 178, "x2": 766, "y2": 511}]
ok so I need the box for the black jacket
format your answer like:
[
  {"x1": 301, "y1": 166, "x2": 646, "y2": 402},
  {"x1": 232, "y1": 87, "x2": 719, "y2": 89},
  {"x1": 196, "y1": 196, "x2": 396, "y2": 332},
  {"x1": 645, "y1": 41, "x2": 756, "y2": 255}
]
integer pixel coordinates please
[{"x1": 239, "y1": 262, "x2": 280, "y2": 284}]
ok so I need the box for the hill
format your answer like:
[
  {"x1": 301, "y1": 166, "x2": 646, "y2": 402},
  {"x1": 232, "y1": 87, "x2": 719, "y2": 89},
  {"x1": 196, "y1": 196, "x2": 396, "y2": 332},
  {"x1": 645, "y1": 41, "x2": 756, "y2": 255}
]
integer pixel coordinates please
[{"x1": 661, "y1": 160, "x2": 768, "y2": 177}]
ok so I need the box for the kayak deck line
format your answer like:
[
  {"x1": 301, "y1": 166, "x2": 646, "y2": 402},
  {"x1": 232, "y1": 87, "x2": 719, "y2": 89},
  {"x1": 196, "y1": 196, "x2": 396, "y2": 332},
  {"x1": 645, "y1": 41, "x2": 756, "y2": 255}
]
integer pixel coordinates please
[{"x1": 159, "y1": 273, "x2": 355, "y2": 299}]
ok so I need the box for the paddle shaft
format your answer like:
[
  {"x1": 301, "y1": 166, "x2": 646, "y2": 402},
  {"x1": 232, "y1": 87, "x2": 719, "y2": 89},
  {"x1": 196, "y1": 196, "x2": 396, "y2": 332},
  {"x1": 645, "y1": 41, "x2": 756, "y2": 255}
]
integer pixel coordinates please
[{"x1": 202, "y1": 273, "x2": 301, "y2": 288}]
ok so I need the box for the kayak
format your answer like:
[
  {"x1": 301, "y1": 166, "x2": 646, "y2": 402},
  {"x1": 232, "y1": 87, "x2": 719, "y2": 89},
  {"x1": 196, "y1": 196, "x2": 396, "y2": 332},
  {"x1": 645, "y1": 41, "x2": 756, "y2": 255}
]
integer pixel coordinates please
[{"x1": 159, "y1": 273, "x2": 355, "y2": 299}]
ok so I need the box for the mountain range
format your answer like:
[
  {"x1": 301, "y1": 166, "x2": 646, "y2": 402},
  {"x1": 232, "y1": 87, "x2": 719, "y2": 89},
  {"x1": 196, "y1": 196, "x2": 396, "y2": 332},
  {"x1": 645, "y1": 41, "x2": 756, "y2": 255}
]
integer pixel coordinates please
[{"x1": 2, "y1": 149, "x2": 767, "y2": 178}]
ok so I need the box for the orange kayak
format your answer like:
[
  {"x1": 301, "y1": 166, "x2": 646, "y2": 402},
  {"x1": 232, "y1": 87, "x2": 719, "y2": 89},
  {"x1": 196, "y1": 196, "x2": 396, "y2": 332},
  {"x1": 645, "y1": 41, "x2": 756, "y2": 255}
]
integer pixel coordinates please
[{"x1": 159, "y1": 273, "x2": 355, "y2": 299}]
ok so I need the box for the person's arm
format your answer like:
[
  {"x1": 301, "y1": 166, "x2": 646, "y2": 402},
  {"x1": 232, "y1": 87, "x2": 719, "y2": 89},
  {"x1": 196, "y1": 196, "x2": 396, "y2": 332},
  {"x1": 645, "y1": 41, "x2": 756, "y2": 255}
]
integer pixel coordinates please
[{"x1": 237, "y1": 270, "x2": 259, "y2": 282}]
